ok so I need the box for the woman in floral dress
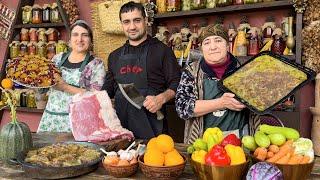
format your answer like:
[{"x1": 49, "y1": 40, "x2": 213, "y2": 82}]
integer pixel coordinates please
[{"x1": 37, "y1": 20, "x2": 106, "y2": 132}]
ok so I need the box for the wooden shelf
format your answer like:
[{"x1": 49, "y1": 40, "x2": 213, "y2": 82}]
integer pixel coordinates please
[
  {"x1": 14, "y1": 22, "x2": 66, "y2": 29},
  {"x1": 4, "y1": 106, "x2": 44, "y2": 113},
  {"x1": 154, "y1": 0, "x2": 294, "y2": 19}
]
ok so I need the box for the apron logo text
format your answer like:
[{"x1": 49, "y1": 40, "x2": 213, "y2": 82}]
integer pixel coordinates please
[{"x1": 120, "y1": 65, "x2": 143, "y2": 74}]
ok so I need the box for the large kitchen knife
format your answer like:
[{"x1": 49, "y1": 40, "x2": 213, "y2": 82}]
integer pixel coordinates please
[{"x1": 118, "y1": 83, "x2": 164, "y2": 120}]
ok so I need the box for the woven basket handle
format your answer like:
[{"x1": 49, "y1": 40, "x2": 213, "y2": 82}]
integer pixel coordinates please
[{"x1": 249, "y1": 113, "x2": 284, "y2": 135}]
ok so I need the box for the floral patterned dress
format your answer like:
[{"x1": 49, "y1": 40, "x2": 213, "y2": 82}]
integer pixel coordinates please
[{"x1": 37, "y1": 52, "x2": 106, "y2": 132}]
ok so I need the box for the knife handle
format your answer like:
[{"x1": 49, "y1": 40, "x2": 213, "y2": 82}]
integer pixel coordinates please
[{"x1": 156, "y1": 110, "x2": 164, "y2": 120}]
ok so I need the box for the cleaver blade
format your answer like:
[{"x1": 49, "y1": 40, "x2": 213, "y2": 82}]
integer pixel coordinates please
[{"x1": 118, "y1": 83, "x2": 164, "y2": 120}]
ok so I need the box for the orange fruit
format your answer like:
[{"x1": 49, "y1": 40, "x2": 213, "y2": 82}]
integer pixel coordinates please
[
  {"x1": 156, "y1": 134, "x2": 174, "y2": 153},
  {"x1": 1, "y1": 78, "x2": 13, "y2": 89},
  {"x1": 164, "y1": 149, "x2": 184, "y2": 166},
  {"x1": 146, "y1": 137, "x2": 158, "y2": 150},
  {"x1": 144, "y1": 149, "x2": 164, "y2": 166}
]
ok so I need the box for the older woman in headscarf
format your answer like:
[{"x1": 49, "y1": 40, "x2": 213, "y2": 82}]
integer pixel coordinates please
[{"x1": 175, "y1": 24, "x2": 248, "y2": 144}]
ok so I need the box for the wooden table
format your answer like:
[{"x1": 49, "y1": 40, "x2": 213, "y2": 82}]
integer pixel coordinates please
[
  {"x1": 0, "y1": 133, "x2": 196, "y2": 179},
  {"x1": 0, "y1": 133, "x2": 320, "y2": 179}
]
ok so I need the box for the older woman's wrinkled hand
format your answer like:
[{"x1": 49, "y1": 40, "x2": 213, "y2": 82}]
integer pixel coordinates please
[{"x1": 219, "y1": 93, "x2": 245, "y2": 111}]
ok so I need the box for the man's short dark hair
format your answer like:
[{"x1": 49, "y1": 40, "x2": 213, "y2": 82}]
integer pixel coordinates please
[{"x1": 119, "y1": 1, "x2": 146, "y2": 20}]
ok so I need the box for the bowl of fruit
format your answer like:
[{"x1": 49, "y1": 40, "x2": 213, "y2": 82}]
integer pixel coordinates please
[
  {"x1": 138, "y1": 134, "x2": 187, "y2": 180},
  {"x1": 188, "y1": 128, "x2": 249, "y2": 180},
  {"x1": 101, "y1": 145, "x2": 140, "y2": 178},
  {"x1": 243, "y1": 125, "x2": 315, "y2": 180}
]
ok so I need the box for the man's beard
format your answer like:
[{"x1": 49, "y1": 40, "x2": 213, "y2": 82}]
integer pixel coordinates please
[{"x1": 128, "y1": 30, "x2": 147, "y2": 41}]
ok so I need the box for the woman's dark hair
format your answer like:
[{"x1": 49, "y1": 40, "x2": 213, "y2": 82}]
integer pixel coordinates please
[
  {"x1": 119, "y1": 1, "x2": 146, "y2": 20},
  {"x1": 69, "y1": 20, "x2": 93, "y2": 43}
]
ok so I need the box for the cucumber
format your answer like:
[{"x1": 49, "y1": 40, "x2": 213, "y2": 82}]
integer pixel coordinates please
[
  {"x1": 254, "y1": 131, "x2": 270, "y2": 148},
  {"x1": 259, "y1": 124, "x2": 300, "y2": 141}
]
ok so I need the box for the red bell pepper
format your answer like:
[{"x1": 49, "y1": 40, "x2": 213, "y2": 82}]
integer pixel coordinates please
[
  {"x1": 205, "y1": 145, "x2": 230, "y2": 166},
  {"x1": 221, "y1": 134, "x2": 241, "y2": 147}
]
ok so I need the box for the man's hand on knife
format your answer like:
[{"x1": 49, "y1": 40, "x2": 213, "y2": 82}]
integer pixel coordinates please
[{"x1": 143, "y1": 95, "x2": 165, "y2": 113}]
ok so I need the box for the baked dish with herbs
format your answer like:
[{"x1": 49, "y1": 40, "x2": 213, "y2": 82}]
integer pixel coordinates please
[
  {"x1": 25, "y1": 144, "x2": 101, "y2": 167},
  {"x1": 6, "y1": 55, "x2": 60, "y2": 88},
  {"x1": 223, "y1": 55, "x2": 307, "y2": 111}
]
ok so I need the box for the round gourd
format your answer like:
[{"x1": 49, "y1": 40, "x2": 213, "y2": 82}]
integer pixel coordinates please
[{"x1": 0, "y1": 121, "x2": 33, "y2": 161}]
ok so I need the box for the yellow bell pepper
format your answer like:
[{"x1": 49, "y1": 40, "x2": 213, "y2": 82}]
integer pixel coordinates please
[
  {"x1": 224, "y1": 144, "x2": 246, "y2": 165},
  {"x1": 203, "y1": 127, "x2": 223, "y2": 143},
  {"x1": 203, "y1": 127, "x2": 223, "y2": 151},
  {"x1": 191, "y1": 150, "x2": 207, "y2": 164}
]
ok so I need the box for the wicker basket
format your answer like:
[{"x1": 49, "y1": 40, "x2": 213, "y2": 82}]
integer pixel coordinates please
[
  {"x1": 251, "y1": 156, "x2": 314, "y2": 180},
  {"x1": 102, "y1": 158, "x2": 139, "y2": 178},
  {"x1": 138, "y1": 154, "x2": 187, "y2": 180}
]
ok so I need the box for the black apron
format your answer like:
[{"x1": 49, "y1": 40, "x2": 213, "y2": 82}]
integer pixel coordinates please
[
  {"x1": 203, "y1": 75, "x2": 246, "y2": 137},
  {"x1": 113, "y1": 43, "x2": 164, "y2": 139}
]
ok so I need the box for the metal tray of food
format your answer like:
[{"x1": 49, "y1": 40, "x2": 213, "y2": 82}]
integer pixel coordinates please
[
  {"x1": 218, "y1": 51, "x2": 316, "y2": 115},
  {"x1": 6, "y1": 55, "x2": 60, "y2": 88},
  {"x1": 10, "y1": 141, "x2": 104, "y2": 179}
]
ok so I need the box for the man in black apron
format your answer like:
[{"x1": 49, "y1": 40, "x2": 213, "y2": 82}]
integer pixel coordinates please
[{"x1": 103, "y1": 2, "x2": 181, "y2": 139}]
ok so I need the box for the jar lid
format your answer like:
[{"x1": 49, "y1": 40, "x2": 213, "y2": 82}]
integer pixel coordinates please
[
  {"x1": 48, "y1": 41, "x2": 56, "y2": 45},
  {"x1": 37, "y1": 28, "x2": 47, "y2": 32},
  {"x1": 37, "y1": 41, "x2": 47, "y2": 46},
  {"x1": 43, "y1": 4, "x2": 51, "y2": 9},
  {"x1": 32, "y1": 4, "x2": 42, "y2": 9},
  {"x1": 28, "y1": 41, "x2": 37, "y2": 46},
  {"x1": 20, "y1": 41, "x2": 29, "y2": 45},
  {"x1": 22, "y1": 5, "x2": 32, "y2": 10},
  {"x1": 46, "y1": 28, "x2": 57, "y2": 34},
  {"x1": 58, "y1": 40, "x2": 66, "y2": 44},
  {"x1": 9, "y1": 41, "x2": 20, "y2": 47},
  {"x1": 21, "y1": 28, "x2": 29, "y2": 33},
  {"x1": 51, "y1": 3, "x2": 58, "y2": 9},
  {"x1": 29, "y1": 28, "x2": 38, "y2": 32}
]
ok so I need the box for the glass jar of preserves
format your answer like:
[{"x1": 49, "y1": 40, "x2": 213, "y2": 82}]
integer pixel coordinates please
[
  {"x1": 20, "y1": 41, "x2": 29, "y2": 56},
  {"x1": 167, "y1": 0, "x2": 181, "y2": 12},
  {"x1": 56, "y1": 40, "x2": 68, "y2": 54},
  {"x1": 182, "y1": 0, "x2": 191, "y2": 11},
  {"x1": 37, "y1": 28, "x2": 47, "y2": 42},
  {"x1": 37, "y1": 41, "x2": 47, "y2": 58},
  {"x1": 26, "y1": 91, "x2": 37, "y2": 108},
  {"x1": 22, "y1": 5, "x2": 32, "y2": 24},
  {"x1": 206, "y1": 0, "x2": 216, "y2": 8},
  {"x1": 32, "y1": 4, "x2": 43, "y2": 24},
  {"x1": 42, "y1": 4, "x2": 51, "y2": 23},
  {"x1": 28, "y1": 42, "x2": 37, "y2": 55},
  {"x1": 50, "y1": 3, "x2": 61, "y2": 23},
  {"x1": 9, "y1": 41, "x2": 20, "y2": 59},
  {"x1": 46, "y1": 28, "x2": 59, "y2": 41},
  {"x1": 20, "y1": 92, "x2": 27, "y2": 107},
  {"x1": 216, "y1": 0, "x2": 232, "y2": 7},
  {"x1": 20, "y1": 28, "x2": 29, "y2": 41},
  {"x1": 29, "y1": 28, "x2": 38, "y2": 42},
  {"x1": 12, "y1": 90, "x2": 21, "y2": 107},
  {"x1": 156, "y1": 0, "x2": 167, "y2": 13},
  {"x1": 191, "y1": 0, "x2": 206, "y2": 10},
  {"x1": 47, "y1": 41, "x2": 56, "y2": 59}
]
